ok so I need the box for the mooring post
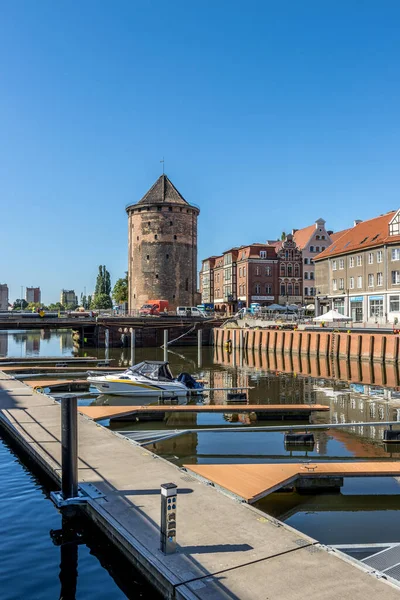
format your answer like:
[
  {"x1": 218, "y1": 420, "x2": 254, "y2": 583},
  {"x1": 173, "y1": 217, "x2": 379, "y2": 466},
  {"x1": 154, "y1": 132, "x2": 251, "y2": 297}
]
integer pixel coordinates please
[
  {"x1": 105, "y1": 328, "x2": 109, "y2": 362},
  {"x1": 61, "y1": 394, "x2": 78, "y2": 500},
  {"x1": 130, "y1": 328, "x2": 135, "y2": 365},
  {"x1": 239, "y1": 329, "x2": 244, "y2": 350},
  {"x1": 198, "y1": 328, "x2": 202, "y2": 368},
  {"x1": 160, "y1": 482, "x2": 177, "y2": 554},
  {"x1": 163, "y1": 330, "x2": 168, "y2": 362}
]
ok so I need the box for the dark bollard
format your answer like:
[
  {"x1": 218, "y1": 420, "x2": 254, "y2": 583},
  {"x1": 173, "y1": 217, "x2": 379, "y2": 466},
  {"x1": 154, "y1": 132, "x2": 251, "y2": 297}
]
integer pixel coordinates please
[
  {"x1": 58, "y1": 516, "x2": 78, "y2": 600},
  {"x1": 61, "y1": 394, "x2": 78, "y2": 500},
  {"x1": 160, "y1": 483, "x2": 177, "y2": 554}
]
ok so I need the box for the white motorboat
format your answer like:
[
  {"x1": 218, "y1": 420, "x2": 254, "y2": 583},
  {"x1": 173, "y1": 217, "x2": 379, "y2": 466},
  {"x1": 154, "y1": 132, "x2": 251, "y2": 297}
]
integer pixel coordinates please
[{"x1": 87, "y1": 360, "x2": 202, "y2": 397}]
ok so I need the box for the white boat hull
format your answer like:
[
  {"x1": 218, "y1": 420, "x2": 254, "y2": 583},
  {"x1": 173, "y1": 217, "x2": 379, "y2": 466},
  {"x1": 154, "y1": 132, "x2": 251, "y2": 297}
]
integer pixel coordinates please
[{"x1": 88, "y1": 376, "x2": 188, "y2": 397}]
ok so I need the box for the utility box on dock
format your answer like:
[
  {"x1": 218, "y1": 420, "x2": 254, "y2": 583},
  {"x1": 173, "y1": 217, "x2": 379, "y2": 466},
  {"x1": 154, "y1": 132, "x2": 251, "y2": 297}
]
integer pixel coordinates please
[{"x1": 160, "y1": 483, "x2": 177, "y2": 554}]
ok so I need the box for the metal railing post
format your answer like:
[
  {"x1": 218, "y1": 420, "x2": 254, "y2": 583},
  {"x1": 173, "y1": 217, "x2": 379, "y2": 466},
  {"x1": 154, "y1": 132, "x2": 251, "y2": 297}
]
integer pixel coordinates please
[
  {"x1": 198, "y1": 329, "x2": 202, "y2": 367},
  {"x1": 130, "y1": 328, "x2": 135, "y2": 365},
  {"x1": 61, "y1": 394, "x2": 78, "y2": 500},
  {"x1": 163, "y1": 330, "x2": 168, "y2": 362}
]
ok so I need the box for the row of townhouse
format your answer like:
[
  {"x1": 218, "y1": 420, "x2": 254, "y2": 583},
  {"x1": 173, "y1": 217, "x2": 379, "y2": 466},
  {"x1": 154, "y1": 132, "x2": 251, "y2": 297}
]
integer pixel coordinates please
[
  {"x1": 315, "y1": 210, "x2": 400, "y2": 324},
  {"x1": 200, "y1": 218, "x2": 335, "y2": 313}
]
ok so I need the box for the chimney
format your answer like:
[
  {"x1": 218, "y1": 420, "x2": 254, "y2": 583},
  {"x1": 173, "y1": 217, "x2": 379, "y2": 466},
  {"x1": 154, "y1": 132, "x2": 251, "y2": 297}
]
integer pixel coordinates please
[
  {"x1": 327, "y1": 230, "x2": 333, "y2": 235},
  {"x1": 292, "y1": 229, "x2": 298, "y2": 235},
  {"x1": 353, "y1": 219, "x2": 362, "y2": 227}
]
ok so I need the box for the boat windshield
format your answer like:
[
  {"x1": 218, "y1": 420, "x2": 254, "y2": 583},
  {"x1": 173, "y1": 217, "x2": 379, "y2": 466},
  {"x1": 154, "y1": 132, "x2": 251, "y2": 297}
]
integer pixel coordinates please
[{"x1": 128, "y1": 362, "x2": 173, "y2": 381}]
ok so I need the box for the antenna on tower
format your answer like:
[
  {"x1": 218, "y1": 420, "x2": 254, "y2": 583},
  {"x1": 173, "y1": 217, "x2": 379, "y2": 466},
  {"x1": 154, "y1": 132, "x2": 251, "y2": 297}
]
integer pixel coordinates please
[{"x1": 160, "y1": 157, "x2": 165, "y2": 175}]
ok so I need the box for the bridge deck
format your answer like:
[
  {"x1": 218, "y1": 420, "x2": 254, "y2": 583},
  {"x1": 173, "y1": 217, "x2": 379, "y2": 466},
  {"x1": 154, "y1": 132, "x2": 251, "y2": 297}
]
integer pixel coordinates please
[
  {"x1": 185, "y1": 462, "x2": 400, "y2": 503},
  {"x1": 78, "y1": 403, "x2": 329, "y2": 421}
]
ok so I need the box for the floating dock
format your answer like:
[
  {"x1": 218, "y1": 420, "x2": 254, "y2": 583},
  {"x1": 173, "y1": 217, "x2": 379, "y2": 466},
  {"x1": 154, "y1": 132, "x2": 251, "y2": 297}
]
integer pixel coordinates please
[
  {"x1": 185, "y1": 462, "x2": 400, "y2": 503},
  {"x1": 78, "y1": 403, "x2": 329, "y2": 422},
  {"x1": 0, "y1": 372, "x2": 399, "y2": 598}
]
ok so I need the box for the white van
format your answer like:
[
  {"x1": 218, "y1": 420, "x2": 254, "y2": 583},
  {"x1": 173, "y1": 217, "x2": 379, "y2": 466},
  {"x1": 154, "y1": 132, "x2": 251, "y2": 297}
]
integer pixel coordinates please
[{"x1": 176, "y1": 306, "x2": 207, "y2": 318}]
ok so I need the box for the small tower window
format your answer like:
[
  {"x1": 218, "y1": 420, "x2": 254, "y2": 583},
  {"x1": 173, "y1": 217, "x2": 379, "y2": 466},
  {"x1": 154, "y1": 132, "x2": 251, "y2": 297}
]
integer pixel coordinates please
[
  {"x1": 187, "y1": 209, "x2": 189, "y2": 213},
  {"x1": 166, "y1": 254, "x2": 169, "y2": 259},
  {"x1": 146, "y1": 255, "x2": 149, "y2": 260},
  {"x1": 180, "y1": 208, "x2": 182, "y2": 212},
  {"x1": 156, "y1": 274, "x2": 159, "y2": 279},
  {"x1": 148, "y1": 221, "x2": 150, "y2": 226},
  {"x1": 168, "y1": 207, "x2": 172, "y2": 212},
  {"x1": 147, "y1": 207, "x2": 150, "y2": 211},
  {"x1": 174, "y1": 235, "x2": 177, "y2": 240},
  {"x1": 157, "y1": 206, "x2": 161, "y2": 211},
  {"x1": 185, "y1": 278, "x2": 189, "y2": 291},
  {"x1": 170, "y1": 221, "x2": 173, "y2": 226},
  {"x1": 154, "y1": 235, "x2": 158, "y2": 240},
  {"x1": 137, "y1": 236, "x2": 139, "y2": 241},
  {"x1": 173, "y1": 294, "x2": 175, "y2": 299}
]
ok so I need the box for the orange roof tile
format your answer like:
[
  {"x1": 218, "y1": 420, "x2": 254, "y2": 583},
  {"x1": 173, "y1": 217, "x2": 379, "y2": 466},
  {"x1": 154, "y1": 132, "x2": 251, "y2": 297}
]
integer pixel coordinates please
[
  {"x1": 329, "y1": 228, "x2": 351, "y2": 243},
  {"x1": 292, "y1": 224, "x2": 316, "y2": 249},
  {"x1": 316, "y1": 211, "x2": 399, "y2": 260}
]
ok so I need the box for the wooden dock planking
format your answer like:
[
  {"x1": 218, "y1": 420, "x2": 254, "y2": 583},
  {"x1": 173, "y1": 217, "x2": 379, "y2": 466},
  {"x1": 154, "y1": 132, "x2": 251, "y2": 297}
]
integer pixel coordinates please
[
  {"x1": 185, "y1": 462, "x2": 400, "y2": 503},
  {"x1": 78, "y1": 403, "x2": 329, "y2": 421}
]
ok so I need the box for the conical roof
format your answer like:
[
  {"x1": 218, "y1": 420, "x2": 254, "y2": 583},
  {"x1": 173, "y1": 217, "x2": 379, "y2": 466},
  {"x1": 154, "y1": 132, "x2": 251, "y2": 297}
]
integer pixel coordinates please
[{"x1": 133, "y1": 174, "x2": 189, "y2": 207}]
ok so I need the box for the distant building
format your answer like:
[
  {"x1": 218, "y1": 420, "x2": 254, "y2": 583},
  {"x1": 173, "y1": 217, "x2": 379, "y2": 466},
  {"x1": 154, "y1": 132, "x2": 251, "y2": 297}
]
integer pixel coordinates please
[
  {"x1": 199, "y1": 257, "x2": 218, "y2": 304},
  {"x1": 292, "y1": 219, "x2": 333, "y2": 303},
  {"x1": 315, "y1": 210, "x2": 400, "y2": 323},
  {"x1": 0, "y1": 284, "x2": 9, "y2": 311},
  {"x1": 237, "y1": 244, "x2": 279, "y2": 309},
  {"x1": 26, "y1": 287, "x2": 41, "y2": 304},
  {"x1": 126, "y1": 174, "x2": 200, "y2": 310},
  {"x1": 276, "y1": 234, "x2": 303, "y2": 305},
  {"x1": 60, "y1": 289, "x2": 78, "y2": 307}
]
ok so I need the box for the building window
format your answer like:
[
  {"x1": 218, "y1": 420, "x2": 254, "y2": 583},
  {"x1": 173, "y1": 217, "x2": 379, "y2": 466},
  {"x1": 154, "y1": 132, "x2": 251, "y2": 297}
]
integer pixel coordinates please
[
  {"x1": 390, "y1": 295, "x2": 400, "y2": 312},
  {"x1": 350, "y1": 277, "x2": 354, "y2": 289},
  {"x1": 332, "y1": 260, "x2": 337, "y2": 270},
  {"x1": 377, "y1": 272, "x2": 383, "y2": 286},
  {"x1": 310, "y1": 272, "x2": 314, "y2": 280},
  {"x1": 339, "y1": 278, "x2": 344, "y2": 290},
  {"x1": 287, "y1": 284, "x2": 293, "y2": 295},
  {"x1": 334, "y1": 299, "x2": 345, "y2": 315},
  {"x1": 239, "y1": 267, "x2": 242, "y2": 277},
  {"x1": 255, "y1": 284, "x2": 261, "y2": 294},
  {"x1": 357, "y1": 255, "x2": 362, "y2": 266},
  {"x1": 370, "y1": 299, "x2": 383, "y2": 318},
  {"x1": 392, "y1": 270, "x2": 400, "y2": 285},
  {"x1": 154, "y1": 235, "x2": 158, "y2": 240},
  {"x1": 349, "y1": 257, "x2": 354, "y2": 268},
  {"x1": 304, "y1": 286, "x2": 309, "y2": 296},
  {"x1": 287, "y1": 264, "x2": 292, "y2": 275},
  {"x1": 304, "y1": 258, "x2": 309, "y2": 265},
  {"x1": 174, "y1": 235, "x2": 177, "y2": 240},
  {"x1": 315, "y1": 246, "x2": 320, "y2": 252},
  {"x1": 185, "y1": 278, "x2": 189, "y2": 291},
  {"x1": 316, "y1": 235, "x2": 320, "y2": 240},
  {"x1": 243, "y1": 267, "x2": 246, "y2": 276},
  {"x1": 266, "y1": 285, "x2": 272, "y2": 294},
  {"x1": 280, "y1": 284, "x2": 286, "y2": 295},
  {"x1": 168, "y1": 207, "x2": 172, "y2": 212},
  {"x1": 321, "y1": 235, "x2": 326, "y2": 240},
  {"x1": 309, "y1": 287, "x2": 315, "y2": 296},
  {"x1": 368, "y1": 274, "x2": 374, "y2": 287},
  {"x1": 294, "y1": 264, "x2": 299, "y2": 276},
  {"x1": 148, "y1": 221, "x2": 150, "y2": 226},
  {"x1": 166, "y1": 254, "x2": 169, "y2": 259},
  {"x1": 377, "y1": 250, "x2": 383, "y2": 263},
  {"x1": 156, "y1": 273, "x2": 159, "y2": 278},
  {"x1": 260, "y1": 251, "x2": 267, "y2": 258},
  {"x1": 265, "y1": 267, "x2": 271, "y2": 276},
  {"x1": 157, "y1": 206, "x2": 161, "y2": 211},
  {"x1": 309, "y1": 246, "x2": 314, "y2": 252},
  {"x1": 170, "y1": 221, "x2": 173, "y2": 226},
  {"x1": 357, "y1": 275, "x2": 363, "y2": 288},
  {"x1": 321, "y1": 246, "x2": 325, "y2": 250},
  {"x1": 255, "y1": 266, "x2": 260, "y2": 275},
  {"x1": 339, "y1": 259, "x2": 344, "y2": 269},
  {"x1": 304, "y1": 272, "x2": 309, "y2": 279},
  {"x1": 392, "y1": 249, "x2": 400, "y2": 261},
  {"x1": 146, "y1": 255, "x2": 149, "y2": 260},
  {"x1": 332, "y1": 279, "x2": 337, "y2": 291},
  {"x1": 280, "y1": 264, "x2": 286, "y2": 275},
  {"x1": 137, "y1": 236, "x2": 139, "y2": 241},
  {"x1": 368, "y1": 253, "x2": 374, "y2": 264}
]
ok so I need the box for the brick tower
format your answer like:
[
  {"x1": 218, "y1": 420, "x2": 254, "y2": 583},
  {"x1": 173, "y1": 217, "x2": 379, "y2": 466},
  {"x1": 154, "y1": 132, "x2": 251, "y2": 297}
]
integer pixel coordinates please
[{"x1": 126, "y1": 174, "x2": 200, "y2": 311}]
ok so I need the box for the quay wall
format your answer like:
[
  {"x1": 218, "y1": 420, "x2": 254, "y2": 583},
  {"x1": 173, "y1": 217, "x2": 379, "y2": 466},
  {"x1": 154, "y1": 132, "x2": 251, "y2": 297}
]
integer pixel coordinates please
[{"x1": 213, "y1": 328, "x2": 400, "y2": 363}]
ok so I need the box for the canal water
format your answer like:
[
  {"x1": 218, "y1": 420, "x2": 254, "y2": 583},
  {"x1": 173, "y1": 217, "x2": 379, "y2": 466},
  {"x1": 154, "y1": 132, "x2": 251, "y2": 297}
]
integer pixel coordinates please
[{"x1": 2, "y1": 329, "x2": 400, "y2": 548}]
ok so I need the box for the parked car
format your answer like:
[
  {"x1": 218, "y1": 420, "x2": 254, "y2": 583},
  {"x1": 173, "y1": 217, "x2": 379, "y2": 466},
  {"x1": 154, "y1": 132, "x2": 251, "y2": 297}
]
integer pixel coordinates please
[
  {"x1": 176, "y1": 306, "x2": 207, "y2": 318},
  {"x1": 139, "y1": 304, "x2": 160, "y2": 316}
]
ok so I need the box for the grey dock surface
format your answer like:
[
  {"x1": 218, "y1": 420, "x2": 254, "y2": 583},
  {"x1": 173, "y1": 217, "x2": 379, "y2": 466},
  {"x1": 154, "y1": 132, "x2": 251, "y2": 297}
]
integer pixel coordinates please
[{"x1": 0, "y1": 371, "x2": 398, "y2": 599}]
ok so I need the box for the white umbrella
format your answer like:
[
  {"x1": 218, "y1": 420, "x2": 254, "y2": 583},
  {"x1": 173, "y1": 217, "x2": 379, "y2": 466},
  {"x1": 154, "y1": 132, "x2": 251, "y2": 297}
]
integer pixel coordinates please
[
  {"x1": 306, "y1": 304, "x2": 315, "y2": 311},
  {"x1": 313, "y1": 309, "x2": 350, "y2": 321}
]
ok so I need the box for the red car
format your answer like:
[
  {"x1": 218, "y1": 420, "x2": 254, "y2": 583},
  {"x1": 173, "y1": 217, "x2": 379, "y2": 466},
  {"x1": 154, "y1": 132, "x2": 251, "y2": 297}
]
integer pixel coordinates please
[{"x1": 139, "y1": 304, "x2": 159, "y2": 316}]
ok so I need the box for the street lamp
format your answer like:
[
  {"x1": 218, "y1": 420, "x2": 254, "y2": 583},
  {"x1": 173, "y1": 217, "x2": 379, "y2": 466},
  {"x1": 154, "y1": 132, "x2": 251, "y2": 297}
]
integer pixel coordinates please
[{"x1": 21, "y1": 285, "x2": 23, "y2": 312}]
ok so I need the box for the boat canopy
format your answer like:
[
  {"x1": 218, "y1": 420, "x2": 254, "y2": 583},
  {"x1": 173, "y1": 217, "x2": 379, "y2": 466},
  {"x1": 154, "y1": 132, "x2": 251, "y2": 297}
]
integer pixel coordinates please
[{"x1": 128, "y1": 361, "x2": 174, "y2": 381}]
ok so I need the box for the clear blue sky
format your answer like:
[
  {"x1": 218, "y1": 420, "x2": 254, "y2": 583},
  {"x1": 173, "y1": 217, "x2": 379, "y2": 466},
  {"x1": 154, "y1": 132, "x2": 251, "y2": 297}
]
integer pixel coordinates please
[{"x1": 1, "y1": 1, "x2": 400, "y2": 303}]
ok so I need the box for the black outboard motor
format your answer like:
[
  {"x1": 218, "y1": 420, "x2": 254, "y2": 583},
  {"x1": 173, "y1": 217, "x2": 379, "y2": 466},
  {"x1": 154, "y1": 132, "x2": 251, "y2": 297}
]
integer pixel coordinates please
[{"x1": 177, "y1": 372, "x2": 203, "y2": 390}]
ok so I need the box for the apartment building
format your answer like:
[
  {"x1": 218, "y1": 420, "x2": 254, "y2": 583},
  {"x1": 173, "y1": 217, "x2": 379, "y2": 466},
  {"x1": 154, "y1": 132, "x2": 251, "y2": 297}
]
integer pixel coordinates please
[
  {"x1": 276, "y1": 234, "x2": 303, "y2": 305},
  {"x1": 199, "y1": 257, "x2": 218, "y2": 304},
  {"x1": 315, "y1": 210, "x2": 400, "y2": 323},
  {"x1": 0, "y1": 284, "x2": 9, "y2": 311},
  {"x1": 293, "y1": 219, "x2": 333, "y2": 302},
  {"x1": 26, "y1": 287, "x2": 41, "y2": 304},
  {"x1": 60, "y1": 289, "x2": 78, "y2": 307},
  {"x1": 236, "y1": 244, "x2": 279, "y2": 308}
]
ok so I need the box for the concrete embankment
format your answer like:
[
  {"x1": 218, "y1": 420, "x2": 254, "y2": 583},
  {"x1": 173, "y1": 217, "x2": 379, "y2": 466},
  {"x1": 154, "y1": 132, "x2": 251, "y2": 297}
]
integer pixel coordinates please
[
  {"x1": 0, "y1": 372, "x2": 399, "y2": 599},
  {"x1": 214, "y1": 327, "x2": 400, "y2": 362}
]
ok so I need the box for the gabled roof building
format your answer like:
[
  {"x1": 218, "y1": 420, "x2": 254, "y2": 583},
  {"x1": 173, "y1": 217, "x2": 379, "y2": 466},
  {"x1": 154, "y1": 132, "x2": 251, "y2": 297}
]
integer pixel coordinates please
[{"x1": 315, "y1": 210, "x2": 400, "y2": 323}]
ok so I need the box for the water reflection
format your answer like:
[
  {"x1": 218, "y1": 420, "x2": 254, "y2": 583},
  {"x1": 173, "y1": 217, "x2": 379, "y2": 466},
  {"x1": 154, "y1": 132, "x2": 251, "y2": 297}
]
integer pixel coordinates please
[{"x1": 6, "y1": 329, "x2": 75, "y2": 357}]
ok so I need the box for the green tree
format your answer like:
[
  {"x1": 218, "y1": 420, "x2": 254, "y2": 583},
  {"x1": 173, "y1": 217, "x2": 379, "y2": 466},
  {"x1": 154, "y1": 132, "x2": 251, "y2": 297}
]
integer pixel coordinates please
[
  {"x1": 281, "y1": 231, "x2": 286, "y2": 241},
  {"x1": 92, "y1": 265, "x2": 112, "y2": 309},
  {"x1": 13, "y1": 299, "x2": 28, "y2": 311},
  {"x1": 48, "y1": 302, "x2": 65, "y2": 311},
  {"x1": 112, "y1": 272, "x2": 128, "y2": 304},
  {"x1": 87, "y1": 294, "x2": 92, "y2": 308}
]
